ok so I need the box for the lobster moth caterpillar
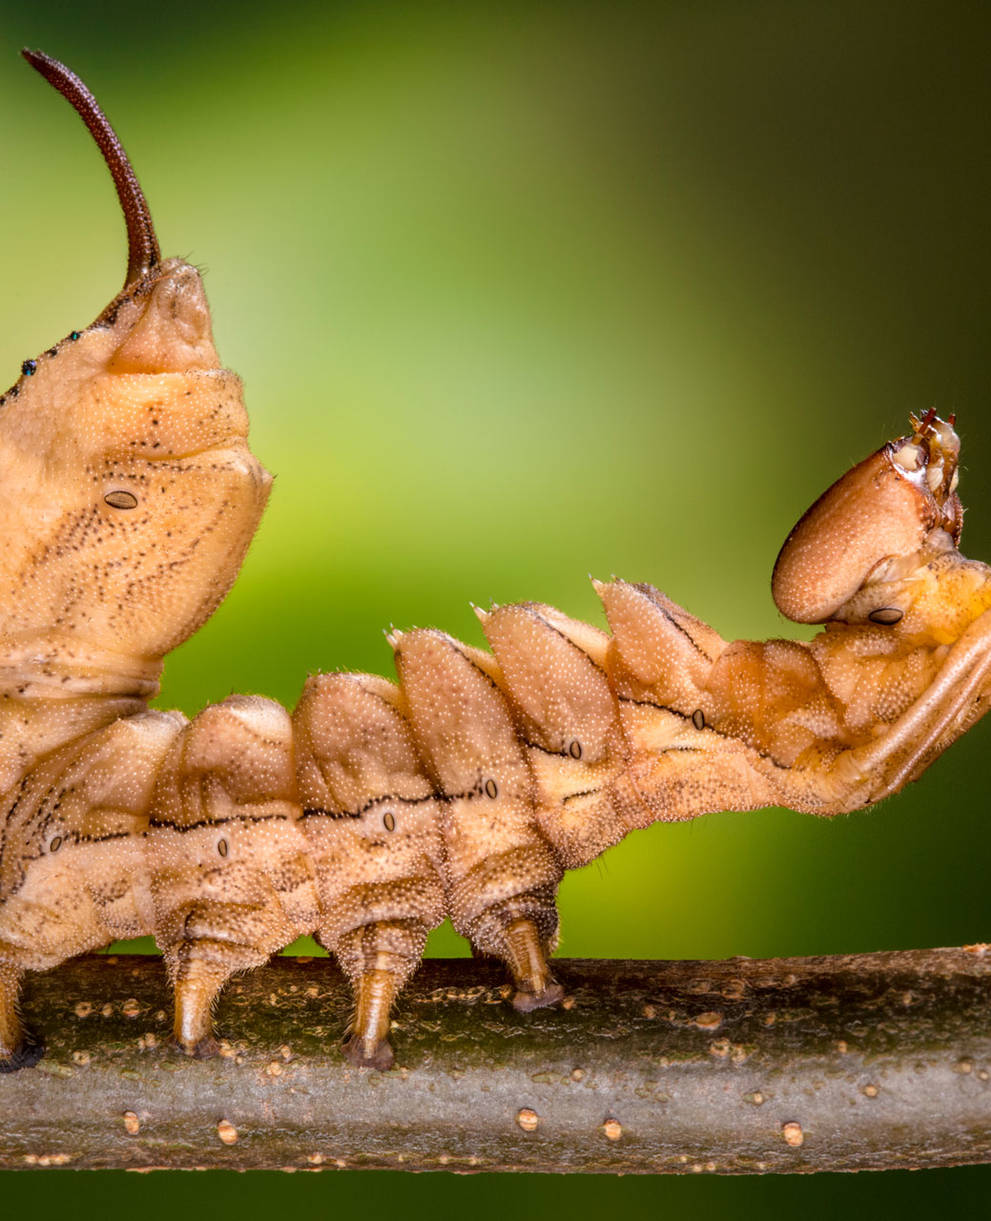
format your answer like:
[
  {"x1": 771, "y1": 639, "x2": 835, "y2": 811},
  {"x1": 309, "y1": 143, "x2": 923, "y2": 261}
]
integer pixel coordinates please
[{"x1": 2, "y1": 52, "x2": 991, "y2": 1073}]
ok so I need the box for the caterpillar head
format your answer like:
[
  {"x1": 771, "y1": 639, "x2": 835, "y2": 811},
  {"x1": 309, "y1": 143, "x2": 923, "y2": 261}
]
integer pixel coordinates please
[
  {"x1": 772, "y1": 411, "x2": 962, "y2": 625},
  {"x1": 0, "y1": 53, "x2": 270, "y2": 680}
]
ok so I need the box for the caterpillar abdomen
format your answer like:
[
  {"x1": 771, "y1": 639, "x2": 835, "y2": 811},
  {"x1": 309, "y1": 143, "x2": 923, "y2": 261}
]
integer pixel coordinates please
[
  {"x1": 0, "y1": 569, "x2": 929, "y2": 1068},
  {"x1": 0, "y1": 580, "x2": 778, "y2": 1066},
  {"x1": 3, "y1": 565, "x2": 985, "y2": 1067}
]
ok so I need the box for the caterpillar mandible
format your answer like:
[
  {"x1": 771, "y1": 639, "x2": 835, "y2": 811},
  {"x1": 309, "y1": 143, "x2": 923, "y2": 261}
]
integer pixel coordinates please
[{"x1": 2, "y1": 51, "x2": 990, "y2": 1074}]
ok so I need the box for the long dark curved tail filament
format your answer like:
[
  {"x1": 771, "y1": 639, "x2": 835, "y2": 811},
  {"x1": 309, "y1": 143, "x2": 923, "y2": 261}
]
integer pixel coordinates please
[{"x1": 21, "y1": 49, "x2": 160, "y2": 288}]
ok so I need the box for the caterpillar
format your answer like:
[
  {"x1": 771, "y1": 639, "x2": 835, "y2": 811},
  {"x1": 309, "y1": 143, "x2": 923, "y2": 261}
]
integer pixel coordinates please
[{"x1": 1, "y1": 50, "x2": 989, "y2": 1075}]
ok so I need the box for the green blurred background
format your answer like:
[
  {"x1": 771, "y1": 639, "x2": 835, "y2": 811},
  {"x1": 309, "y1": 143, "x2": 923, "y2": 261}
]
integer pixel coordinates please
[{"x1": 1, "y1": 0, "x2": 990, "y2": 1212}]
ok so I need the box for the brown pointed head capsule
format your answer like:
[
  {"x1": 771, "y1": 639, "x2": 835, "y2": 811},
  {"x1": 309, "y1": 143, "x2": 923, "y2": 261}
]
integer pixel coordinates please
[{"x1": 772, "y1": 412, "x2": 962, "y2": 624}]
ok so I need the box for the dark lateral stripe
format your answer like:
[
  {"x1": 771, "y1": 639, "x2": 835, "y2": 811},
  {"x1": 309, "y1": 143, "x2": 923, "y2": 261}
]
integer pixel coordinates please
[
  {"x1": 523, "y1": 739, "x2": 574, "y2": 759},
  {"x1": 302, "y1": 806, "x2": 361, "y2": 821},
  {"x1": 561, "y1": 788, "x2": 598, "y2": 805},
  {"x1": 617, "y1": 694, "x2": 790, "y2": 771},
  {"x1": 301, "y1": 790, "x2": 440, "y2": 822},
  {"x1": 60, "y1": 830, "x2": 132, "y2": 846},
  {"x1": 301, "y1": 777, "x2": 510, "y2": 821},
  {"x1": 147, "y1": 812, "x2": 292, "y2": 833}
]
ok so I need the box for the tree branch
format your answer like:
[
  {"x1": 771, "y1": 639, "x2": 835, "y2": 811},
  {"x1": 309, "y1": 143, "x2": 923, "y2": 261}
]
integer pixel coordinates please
[{"x1": 2, "y1": 947, "x2": 991, "y2": 1172}]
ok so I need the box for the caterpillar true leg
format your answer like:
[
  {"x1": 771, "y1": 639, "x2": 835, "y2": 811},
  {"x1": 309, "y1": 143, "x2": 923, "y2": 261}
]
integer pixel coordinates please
[{"x1": 806, "y1": 605, "x2": 991, "y2": 810}]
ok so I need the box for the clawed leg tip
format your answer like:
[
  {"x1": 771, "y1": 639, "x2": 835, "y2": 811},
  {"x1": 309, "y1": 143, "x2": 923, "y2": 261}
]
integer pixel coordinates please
[
  {"x1": 511, "y1": 981, "x2": 566, "y2": 1013},
  {"x1": 174, "y1": 1035, "x2": 221, "y2": 1060},
  {"x1": 0, "y1": 1033, "x2": 44, "y2": 1073},
  {"x1": 191, "y1": 1036, "x2": 221, "y2": 1060},
  {"x1": 342, "y1": 1033, "x2": 395, "y2": 1071}
]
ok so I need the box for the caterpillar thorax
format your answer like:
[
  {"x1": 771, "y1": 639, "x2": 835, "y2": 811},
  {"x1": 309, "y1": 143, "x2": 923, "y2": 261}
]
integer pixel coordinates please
[{"x1": 2, "y1": 54, "x2": 990, "y2": 1073}]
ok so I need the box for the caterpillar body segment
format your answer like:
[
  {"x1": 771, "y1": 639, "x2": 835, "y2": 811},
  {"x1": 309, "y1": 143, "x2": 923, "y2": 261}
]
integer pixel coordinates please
[
  {"x1": 293, "y1": 672, "x2": 447, "y2": 1068},
  {"x1": 0, "y1": 709, "x2": 183, "y2": 1068},
  {"x1": 479, "y1": 603, "x2": 633, "y2": 871},
  {"x1": 147, "y1": 696, "x2": 318, "y2": 1056},
  {"x1": 3, "y1": 57, "x2": 991, "y2": 1073},
  {"x1": 392, "y1": 630, "x2": 564, "y2": 1003}
]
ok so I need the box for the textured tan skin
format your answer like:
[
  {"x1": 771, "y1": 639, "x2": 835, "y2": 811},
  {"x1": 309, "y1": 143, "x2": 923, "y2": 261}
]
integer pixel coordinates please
[
  {"x1": 4, "y1": 65, "x2": 991, "y2": 1073},
  {"x1": 0, "y1": 248, "x2": 274, "y2": 1067}
]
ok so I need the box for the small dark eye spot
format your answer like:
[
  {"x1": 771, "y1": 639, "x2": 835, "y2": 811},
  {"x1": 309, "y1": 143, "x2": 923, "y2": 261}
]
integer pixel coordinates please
[
  {"x1": 484, "y1": 778, "x2": 498, "y2": 799},
  {"x1": 104, "y1": 490, "x2": 138, "y2": 510},
  {"x1": 70, "y1": 331, "x2": 81, "y2": 341},
  {"x1": 217, "y1": 839, "x2": 229, "y2": 858},
  {"x1": 869, "y1": 607, "x2": 903, "y2": 626},
  {"x1": 383, "y1": 811, "x2": 396, "y2": 832},
  {"x1": 692, "y1": 709, "x2": 706, "y2": 731},
  {"x1": 568, "y1": 740, "x2": 583, "y2": 759},
  {"x1": 21, "y1": 360, "x2": 36, "y2": 376}
]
